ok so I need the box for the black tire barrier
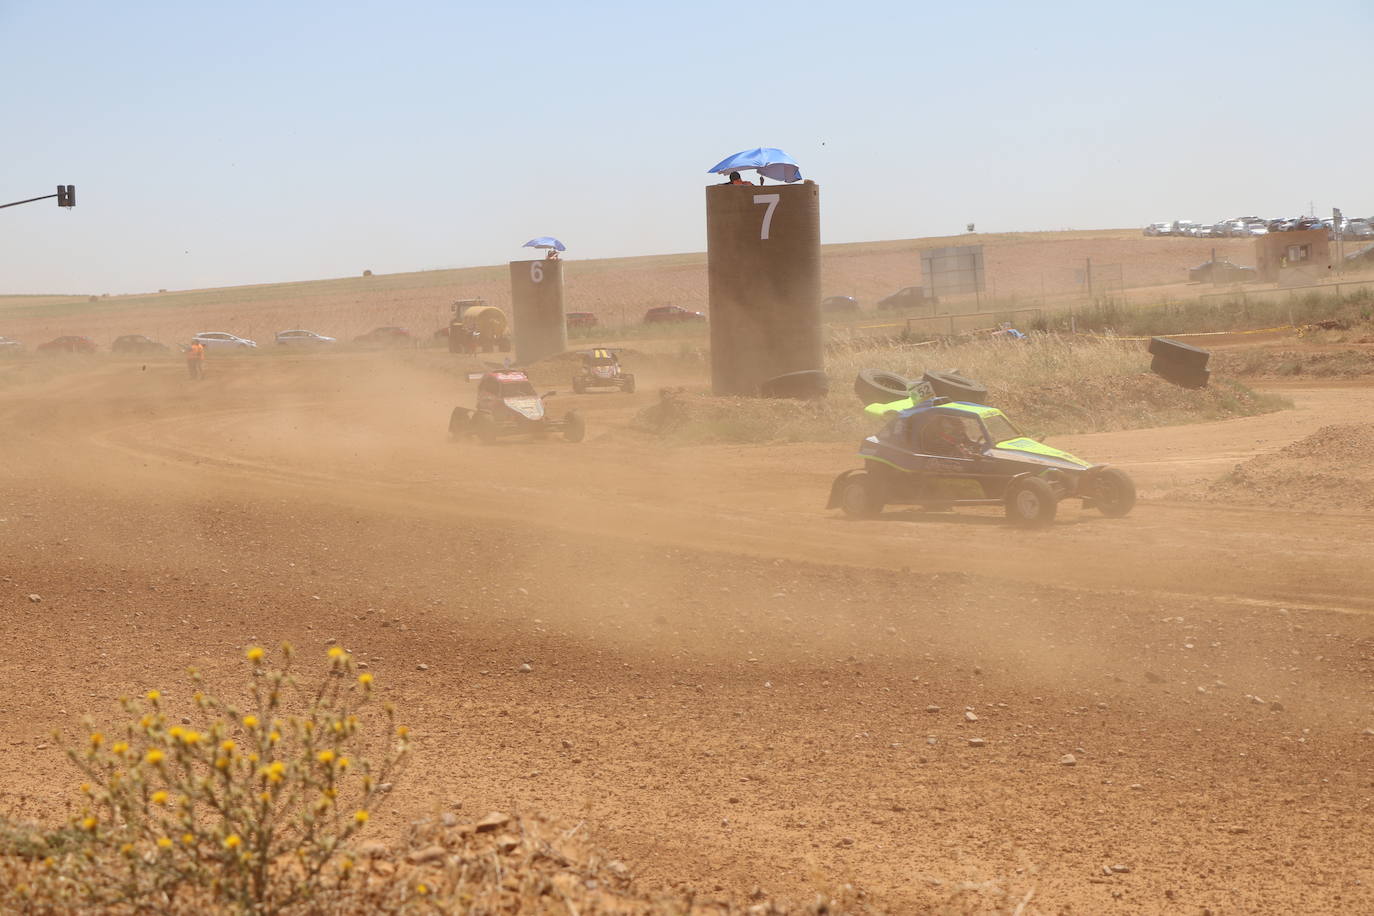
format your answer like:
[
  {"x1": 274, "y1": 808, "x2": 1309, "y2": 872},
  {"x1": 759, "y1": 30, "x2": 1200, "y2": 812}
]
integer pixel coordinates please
[
  {"x1": 1148, "y1": 336, "x2": 1210, "y2": 369},
  {"x1": 760, "y1": 369, "x2": 830, "y2": 400},
  {"x1": 922, "y1": 370, "x2": 989, "y2": 405},
  {"x1": 1150, "y1": 355, "x2": 1210, "y2": 389},
  {"x1": 854, "y1": 369, "x2": 913, "y2": 406}
]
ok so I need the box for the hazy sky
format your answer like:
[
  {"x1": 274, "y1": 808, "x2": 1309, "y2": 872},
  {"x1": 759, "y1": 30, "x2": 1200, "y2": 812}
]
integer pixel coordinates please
[{"x1": 4, "y1": 0, "x2": 1372, "y2": 294}]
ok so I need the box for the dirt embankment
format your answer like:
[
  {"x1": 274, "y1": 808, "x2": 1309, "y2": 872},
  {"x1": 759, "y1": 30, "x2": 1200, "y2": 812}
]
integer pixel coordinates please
[
  {"x1": 632, "y1": 373, "x2": 1285, "y2": 445},
  {"x1": 1211, "y1": 347, "x2": 1374, "y2": 380},
  {"x1": 1182, "y1": 423, "x2": 1374, "y2": 511}
]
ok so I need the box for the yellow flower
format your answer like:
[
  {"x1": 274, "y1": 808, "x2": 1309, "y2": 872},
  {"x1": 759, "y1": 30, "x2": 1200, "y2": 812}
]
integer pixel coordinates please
[
  {"x1": 81, "y1": 816, "x2": 97, "y2": 832},
  {"x1": 265, "y1": 761, "x2": 286, "y2": 784},
  {"x1": 182, "y1": 833, "x2": 195, "y2": 845},
  {"x1": 268, "y1": 731, "x2": 281, "y2": 745},
  {"x1": 89, "y1": 732, "x2": 104, "y2": 747},
  {"x1": 327, "y1": 646, "x2": 345, "y2": 660},
  {"x1": 358, "y1": 672, "x2": 373, "y2": 686},
  {"x1": 181, "y1": 731, "x2": 202, "y2": 745},
  {"x1": 317, "y1": 749, "x2": 335, "y2": 765},
  {"x1": 146, "y1": 690, "x2": 161, "y2": 702},
  {"x1": 224, "y1": 834, "x2": 241, "y2": 850},
  {"x1": 396, "y1": 725, "x2": 409, "y2": 739},
  {"x1": 242, "y1": 715, "x2": 258, "y2": 729},
  {"x1": 354, "y1": 810, "x2": 369, "y2": 825},
  {"x1": 246, "y1": 646, "x2": 264, "y2": 663},
  {"x1": 337, "y1": 757, "x2": 350, "y2": 771},
  {"x1": 168, "y1": 727, "x2": 184, "y2": 740},
  {"x1": 215, "y1": 757, "x2": 230, "y2": 770},
  {"x1": 79, "y1": 782, "x2": 92, "y2": 795},
  {"x1": 340, "y1": 857, "x2": 354, "y2": 873},
  {"x1": 220, "y1": 739, "x2": 235, "y2": 753},
  {"x1": 145, "y1": 749, "x2": 165, "y2": 765},
  {"x1": 112, "y1": 741, "x2": 128, "y2": 754},
  {"x1": 151, "y1": 791, "x2": 168, "y2": 805},
  {"x1": 120, "y1": 843, "x2": 134, "y2": 855},
  {"x1": 416, "y1": 883, "x2": 429, "y2": 895},
  {"x1": 259, "y1": 791, "x2": 271, "y2": 803},
  {"x1": 156, "y1": 837, "x2": 172, "y2": 849}
]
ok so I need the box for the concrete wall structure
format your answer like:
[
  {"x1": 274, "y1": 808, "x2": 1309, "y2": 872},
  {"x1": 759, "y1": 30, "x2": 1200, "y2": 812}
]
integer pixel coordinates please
[
  {"x1": 1255, "y1": 229, "x2": 1331, "y2": 284},
  {"x1": 509, "y1": 259, "x2": 566, "y2": 365},
  {"x1": 706, "y1": 181, "x2": 822, "y2": 396}
]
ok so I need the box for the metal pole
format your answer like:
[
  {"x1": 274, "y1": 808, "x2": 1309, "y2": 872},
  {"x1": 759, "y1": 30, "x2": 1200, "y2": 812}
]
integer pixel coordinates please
[{"x1": 0, "y1": 193, "x2": 58, "y2": 210}]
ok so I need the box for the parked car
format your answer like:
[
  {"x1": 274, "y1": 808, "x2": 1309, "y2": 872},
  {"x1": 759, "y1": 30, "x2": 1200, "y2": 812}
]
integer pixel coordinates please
[
  {"x1": 643, "y1": 305, "x2": 706, "y2": 324},
  {"x1": 36, "y1": 335, "x2": 97, "y2": 354},
  {"x1": 1188, "y1": 259, "x2": 1257, "y2": 283},
  {"x1": 112, "y1": 334, "x2": 169, "y2": 354},
  {"x1": 1143, "y1": 222, "x2": 1173, "y2": 236},
  {"x1": 0, "y1": 336, "x2": 25, "y2": 356},
  {"x1": 353, "y1": 326, "x2": 414, "y2": 347},
  {"x1": 566, "y1": 311, "x2": 600, "y2": 329},
  {"x1": 192, "y1": 332, "x2": 257, "y2": 349},
  {"x1": 1344, "y1": 219, "x2": 1374, "y2": 238},
  {"x1": 876, "y1": 286, "x2": 938, "y2": 311},
  {"x1": 822, "y1": 296, "x2": 861, "y2": 314},
  {"x1": 275, "y1": 329, "x2": 337, "y2": 347}
]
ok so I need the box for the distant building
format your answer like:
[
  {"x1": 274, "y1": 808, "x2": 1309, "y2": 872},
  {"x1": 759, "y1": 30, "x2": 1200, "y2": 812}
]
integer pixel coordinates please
[{"x1": 1255, "y1": 229, "x2": 1330, "y2": 284}]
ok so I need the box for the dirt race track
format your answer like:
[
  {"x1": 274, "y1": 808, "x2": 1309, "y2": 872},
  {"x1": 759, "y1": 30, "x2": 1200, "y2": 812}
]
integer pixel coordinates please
[{"x1": 3, "y1": 351, "x2": 1373, "y2": 914}]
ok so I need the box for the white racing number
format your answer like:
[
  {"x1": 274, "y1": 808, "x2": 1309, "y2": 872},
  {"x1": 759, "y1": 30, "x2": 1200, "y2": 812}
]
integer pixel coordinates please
[
  {"x1": 753, "y1": 193, "x2": 780, "y2": 240},
  {"x1": 530, "y1": 261, "x2": 544, "y2": 283}
]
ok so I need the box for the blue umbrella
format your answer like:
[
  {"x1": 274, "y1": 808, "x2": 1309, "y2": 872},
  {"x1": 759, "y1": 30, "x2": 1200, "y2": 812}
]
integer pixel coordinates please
[
  {"x1": 522, "y1": 236, "x2": 566, "y2": 252},
  {"x1": 706, "y1": 147, "x2": 802, "y2": 184}
]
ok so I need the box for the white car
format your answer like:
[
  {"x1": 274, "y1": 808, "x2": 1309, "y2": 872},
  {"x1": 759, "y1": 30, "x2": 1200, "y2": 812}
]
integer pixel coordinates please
[
  {"x1": 275, "y1": 329, "x2": 337, "y2": 346},
  {"x1": 0, "y1": 336, "x2": 24, "y2": 356},
  {"x1": 192, "y1": 332, "x2": 257, "y2": 349}
]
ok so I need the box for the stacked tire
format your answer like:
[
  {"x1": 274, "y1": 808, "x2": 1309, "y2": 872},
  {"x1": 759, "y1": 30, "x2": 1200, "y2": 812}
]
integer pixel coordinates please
[
  {"x1": 760, "y1": 369, "x2": 829, "y2": 400},
  {"x1": 1148, "y1": 337, "x2": 1210, "y2": 389},
  {"x1": 852, "y1": 368, "x2": 989, "y2": 407}
]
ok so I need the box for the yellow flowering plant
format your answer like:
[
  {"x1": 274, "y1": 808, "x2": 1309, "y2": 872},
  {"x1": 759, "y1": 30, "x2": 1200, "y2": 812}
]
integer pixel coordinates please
[{"x1": 8, "y1": 643, "x2": 407, "y2": 914}]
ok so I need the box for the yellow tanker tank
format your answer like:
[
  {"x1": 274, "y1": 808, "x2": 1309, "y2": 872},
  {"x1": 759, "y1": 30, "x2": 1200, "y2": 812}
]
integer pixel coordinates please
[{"x1": 448, "y1": 300, "x2": 511, "y2": 353}]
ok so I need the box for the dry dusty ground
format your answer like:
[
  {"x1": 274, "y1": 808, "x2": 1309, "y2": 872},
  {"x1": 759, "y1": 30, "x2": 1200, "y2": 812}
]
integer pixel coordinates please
[
  {"x1": 0, "y1": 230, "x2": 1266, "y2": 349},
  {"x1": 2, "y1": 344, "x2": 1373, "y2": 914}
]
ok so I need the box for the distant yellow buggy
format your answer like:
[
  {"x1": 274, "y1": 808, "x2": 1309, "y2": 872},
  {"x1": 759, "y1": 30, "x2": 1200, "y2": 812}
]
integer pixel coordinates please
[{"x1": 571, "y1": 348, "x2": 635, "y2": 394}]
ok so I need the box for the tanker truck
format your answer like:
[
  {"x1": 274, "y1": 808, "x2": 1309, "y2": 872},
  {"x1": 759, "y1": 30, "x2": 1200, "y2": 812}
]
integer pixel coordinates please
[{"x1": 447, "y1": 299, "x2": 512, "y2": 354}]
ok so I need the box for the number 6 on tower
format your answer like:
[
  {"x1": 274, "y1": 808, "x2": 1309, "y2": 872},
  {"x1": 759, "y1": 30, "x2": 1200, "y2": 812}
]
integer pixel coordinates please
[{"x1": 753, "y1": 194, "x2": 780, "y2": 240}]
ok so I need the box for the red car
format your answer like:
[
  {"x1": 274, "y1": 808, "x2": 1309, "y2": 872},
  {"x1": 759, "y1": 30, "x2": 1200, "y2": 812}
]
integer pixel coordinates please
[
  {"x1": 643, "y1": 305, "x2": 706, "y2": 324},
  {"x1": 36, "y1": 335, "x2": 97, "y2": 354},
  {"x1": 354, "y1": 326, "x2": 414, "y2": 347}
]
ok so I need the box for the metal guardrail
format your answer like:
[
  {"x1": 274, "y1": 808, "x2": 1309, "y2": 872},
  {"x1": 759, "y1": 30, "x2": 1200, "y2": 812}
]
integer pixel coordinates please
[
  {"x1": 903, "y1": 307, "x2": 1043, "y2": 337},
  {"x1": 1199, "y1": 278, "x2": 1374, "y2": 305},
  {"x1": 831, "y1": 307, "x2": 1044, "y2": 343}
]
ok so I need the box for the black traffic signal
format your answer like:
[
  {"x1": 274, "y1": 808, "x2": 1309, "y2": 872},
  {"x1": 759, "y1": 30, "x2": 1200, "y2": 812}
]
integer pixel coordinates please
[{"x1": 56, "y1": 185, "x2": 75, "y2": 208}]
